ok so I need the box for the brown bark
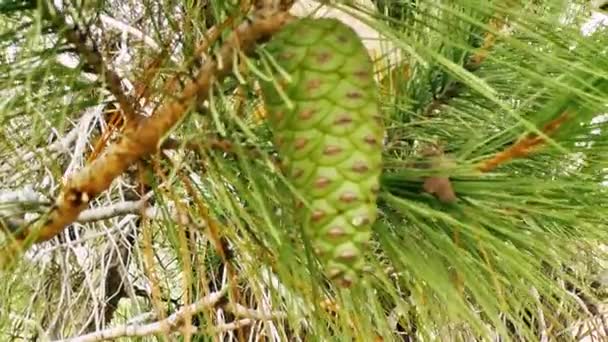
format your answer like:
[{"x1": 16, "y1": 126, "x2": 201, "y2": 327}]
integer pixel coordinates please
[
  {"x1": 477, "y1": 112, "x2": 570, "y2": 172},
  {"x1": 0, "y1": 9, "x2": 294, "y2": 267}
]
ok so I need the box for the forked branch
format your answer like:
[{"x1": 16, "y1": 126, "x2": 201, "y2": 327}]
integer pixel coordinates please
[{"x1": 43, "y1": 2, "x2": 140, "y2": 123}]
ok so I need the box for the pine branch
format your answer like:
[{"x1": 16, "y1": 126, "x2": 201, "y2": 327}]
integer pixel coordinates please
[
  {"x1": 477, "y1": 112, "x2": 570, "y2": 172},
  {"x1": 56, "y1": 286, "x2": 229, "y2": 342},
  {"x1": 42, "y1": 2, "x2": 140, "y2": 123},
  {"x1": 90, "y1": 8, "x2": 250, "y2": 164},
  {"x1": 76, "y1": 195, "x2": 151, "y2": 222},
  {"x1": 422, "y1": 9, "x2": 511, "y2": 117},
  {"x1": 0, "y1": 8, "x2": 295, "y2": 267}
]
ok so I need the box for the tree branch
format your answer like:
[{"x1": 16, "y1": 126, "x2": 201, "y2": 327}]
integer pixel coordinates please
[
  {"x1": 477, "y1": 112, "x2": 570, "y2": 172},
  {"x1": 229, "y1": 303, "x2": 286, "y2": 321},
  {"x1": 423, "y1": 10, "x2": 511, "y2": 117},
  {"x1": 56, "y1": 287, "x2": 229, "y2": 342},
  {"x1": 2, "y1": 105, "x2": 101, "y2": 184},
  {"x1": 0, "y1": 192, "x2": 195, "y2": 242},
  {"x1": 43, "y1": 2, "x2": 140, "y2": 123},
  {"x1": 76, "y1": 194, "x2": 152, "y2": 223},
  {"x1": 0, "y1": 8, "x2": 294, "y2": 267},
  {"x1": 98, "y1": 14, "x2": 162, "y2": 53}
]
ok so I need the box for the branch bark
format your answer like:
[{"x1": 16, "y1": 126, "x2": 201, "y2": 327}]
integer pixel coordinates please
[
  {"x1": 76, "y1": 194, "x2": 152, "y2": 222},
  {"x1": 0, "y1": 8, "x2": 294, "y2": 267},
  {"x1": 56, "y1": 287, "x2": 228, "y2": 342},
  {"x1": 42, "y1": 2, "x2": 140, "y2": 123},
  {"x1": 477, "y1": 112, "x2": 570, "y2": 172}
]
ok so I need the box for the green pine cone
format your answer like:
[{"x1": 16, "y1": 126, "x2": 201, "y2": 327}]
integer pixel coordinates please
[{"x1": 260, "y1": 18, "x2": 383, "y2": 287}]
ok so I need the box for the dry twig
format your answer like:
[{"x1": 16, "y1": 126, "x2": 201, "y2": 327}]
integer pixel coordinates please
[
  {"x1": 477, "y1": 112, "x2": 570, "y2": 172},
  {"x1": 43, "y1": 3, "x2": 140, "y2": 123},
  {"x1": 76, "y1": 194, "x2": 152, "y2": 222},
  {"x1": 56, "y1": 287, "x2": 229, "y2": 342}
]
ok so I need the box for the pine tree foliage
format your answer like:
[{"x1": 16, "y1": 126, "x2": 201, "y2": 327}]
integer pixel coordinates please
[{"x1": 0, "y1": 0, "x2": 607, "y2": 341}]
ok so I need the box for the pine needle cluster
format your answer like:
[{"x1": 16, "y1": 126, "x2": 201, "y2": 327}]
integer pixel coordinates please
[{"x1": 0, "y1": 0, "x2": 607, "y2": 340}]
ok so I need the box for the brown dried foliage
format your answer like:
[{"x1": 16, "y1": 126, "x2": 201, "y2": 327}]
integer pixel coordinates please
[
  {"x1": 418, "y1": 144, "x2": 457, "y2": 203},
  {"x1": 420, "y1": 112, "x2": 571, "y2": 203},
  {"x1": 477, "y1": 112, "x2": 570, "y2": 172}
]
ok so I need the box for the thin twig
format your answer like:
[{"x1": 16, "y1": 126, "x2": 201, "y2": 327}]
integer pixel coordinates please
[
  {"x1": 530, "y1": 286, "x2": 549, "y2": 342},
  {"x1": 43, "y1": 3, "x2": 140, "y2": 123},
  {"x1": 83, "y1": 223, "x2": 138, "y2": 332},
  {"x1": 76, "y1": 194, "x2": 152, "y2": 222},
  {"x1": 229, "y1": 303, "x2": 287, "y2": 320},
  {"x1": 2, "y1": 197, "x2": 183, "y2": 233},
  {"x1": 180, "y1": 172, "x2": 245, "y2": 339},
  {"x1": 99, "y1": 14, "x2": 162, "y2": 53},
  {"x1": 56, "y1": 287, "x2": 229, "y2": 342},
  {"x1": 214, "y1": 318, "x2": 255, "y2": 333},
  {"x1": 63, "y1": 105, "x2": 103, "y2": 178},
  {"x1": 86, "y1": 106, "x2": 123, "y2": 163},
  {"x1": 2, "y1": 105, "x2": 101, "y2": 184},
  {"x1": 161, "y1": 136, "x2": 236, "y2": 154},
  {"x1": 0, "y1": 187, "x2": 47, "y2": 206},
  {"x1": 0, "y1": 122, "x2": 78, "y2": 173},
  {"x1": 477, "y1": 112, "x2": 570, "y2": 172}
]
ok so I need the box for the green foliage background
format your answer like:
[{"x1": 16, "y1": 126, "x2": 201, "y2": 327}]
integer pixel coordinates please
[{"x1": 0, "y1": 0, "x2": 607, "y2": 341}]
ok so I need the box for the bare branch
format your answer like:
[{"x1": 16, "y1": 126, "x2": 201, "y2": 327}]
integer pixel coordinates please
[
  {"x1": 99, "y1": 14, "x2": 162, "y2": 53},
  {"x1": 229, "y1": 303, "x2": 286, "y2": 321},
  {"x1": 0, "y1": 186, "x2": 47, "y2": 206},
  {"x1": 56, "y1": 287, "x2": 229, "y2": 342},
  {"x1": 214, "y1": 318, "x2": 255, "y2": 333},
  {"x1": 4, "y1": 126, "x2": 78, "y2": 170},
  {"x1": 1, "y1": 192, "x2": 193, "y2": 244},
  {"x1": 1, "y1": 105, "x2": 101, "y2": 182},
  {"x1": 43, "y1": 3, "x2": 140, "y2": 123},
  {"x1": 212, "y1": 302, "x2": 288, "y2": 333},
  {"x1": 530, "y1": 287, "x2": 549, "y2": 342},
  {"x1": 76, "y1": 193, "x2": 152, "y2": 222}
]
